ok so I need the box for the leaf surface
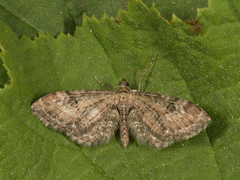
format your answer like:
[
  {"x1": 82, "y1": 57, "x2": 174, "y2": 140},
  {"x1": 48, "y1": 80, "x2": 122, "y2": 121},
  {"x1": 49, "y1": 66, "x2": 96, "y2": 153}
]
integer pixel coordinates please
[{"x1": 0, "y1": 0, "x2": 240, "y2": 179}]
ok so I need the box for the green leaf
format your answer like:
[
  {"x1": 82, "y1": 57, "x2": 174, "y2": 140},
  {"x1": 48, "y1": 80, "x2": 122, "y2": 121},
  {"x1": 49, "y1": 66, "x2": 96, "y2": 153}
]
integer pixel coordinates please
[
  {"x1": 0, "y1": 0, "x2": 240, "y2": 179},
  {"x1": 0, "y1": 0, "x2": 207, "y2": 38}
]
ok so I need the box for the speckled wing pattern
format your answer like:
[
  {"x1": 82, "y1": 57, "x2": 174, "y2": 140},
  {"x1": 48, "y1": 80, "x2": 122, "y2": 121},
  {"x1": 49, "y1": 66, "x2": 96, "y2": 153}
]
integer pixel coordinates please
[
  {"x1": 31, "y1": 90, "x2": 120, "y2": 146},
  {"x1": 127, "y1": 92, "x2": 210, "y2": 147}
]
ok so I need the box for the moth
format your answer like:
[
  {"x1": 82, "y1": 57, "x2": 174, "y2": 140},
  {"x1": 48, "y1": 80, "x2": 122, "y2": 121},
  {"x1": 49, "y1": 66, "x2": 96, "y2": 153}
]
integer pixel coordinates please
[{"x1": 31, "y1": 52, "x2": 210, "y2": 148}]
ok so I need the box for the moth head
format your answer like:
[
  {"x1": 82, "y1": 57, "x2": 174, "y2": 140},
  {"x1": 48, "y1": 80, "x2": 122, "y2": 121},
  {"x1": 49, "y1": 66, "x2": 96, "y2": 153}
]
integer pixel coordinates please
[
  {"x1": 117, "y1": 79, "x2": 131, "y2": 93},
  {"x1": 119, "y1": 78, "x2": 129, "y2": 87}
]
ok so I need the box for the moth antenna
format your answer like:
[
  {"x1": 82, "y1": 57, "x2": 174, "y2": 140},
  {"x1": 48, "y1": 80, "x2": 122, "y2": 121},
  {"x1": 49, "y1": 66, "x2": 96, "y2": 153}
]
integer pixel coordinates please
[
  {"x1": 138, "y1": 51, "x2": 158, "y2": 91},
  {"x1": 124, "y1": 69, "x2": 140, "y2": 80},
  {"x1": 94, "y1": 76, "x2": 117, "y2": 91}
]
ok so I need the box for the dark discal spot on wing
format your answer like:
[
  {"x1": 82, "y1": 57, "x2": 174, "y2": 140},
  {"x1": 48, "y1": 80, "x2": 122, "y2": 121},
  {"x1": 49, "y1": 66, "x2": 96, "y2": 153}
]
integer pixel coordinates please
[{"x1": 166, "y1": 103, "x2": 177, "y2": 112}]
